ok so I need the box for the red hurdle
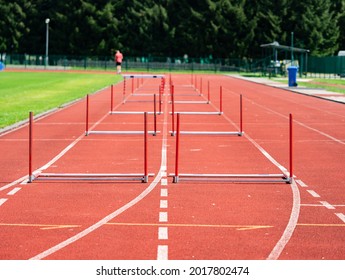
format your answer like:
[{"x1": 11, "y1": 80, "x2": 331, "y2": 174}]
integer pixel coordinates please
[
  {"x1": 28, "y1": 111, "x2": 33, "y2": 183},
  {"x1": 29, "y1": 110, "x2": 152, "y2": 183},
  {"x1": 289, "y1": 113, "x2": 293, "y2": 183},
  {"x1": 172, "y1": 113, "x2": 294, "y2": 184}
]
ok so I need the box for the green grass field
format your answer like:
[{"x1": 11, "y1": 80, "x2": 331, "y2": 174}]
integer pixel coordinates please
[{"x1": 0, "y1": 71, "x2": 122, "y2": 129}]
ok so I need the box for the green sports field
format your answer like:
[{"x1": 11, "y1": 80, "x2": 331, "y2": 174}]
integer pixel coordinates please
[{"x1": 0, "y1": 71, "x2": 122, "y2": 129}]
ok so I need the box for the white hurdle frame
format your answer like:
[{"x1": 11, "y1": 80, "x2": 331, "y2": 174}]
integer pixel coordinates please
[
  {"x1": 29, "y1": 111, "x2": 153, "y2": 183},
  {"x1": 86, "y1": 94, "x2": 160, "y2": 136},
  {"x1": 170, "y1": 94, "x2": 244, "y2": 136},
  {"x1": 171, "y1": 113, "x2": 293, "y2": 184}
]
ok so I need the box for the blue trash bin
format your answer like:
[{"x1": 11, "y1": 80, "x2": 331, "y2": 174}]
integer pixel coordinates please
[
  {"x1": 0, "y1": 62, "x2": 4, "y2": 71},
  {"x1": 287, "y1": 66, "x2": 298, "y2": 87}
]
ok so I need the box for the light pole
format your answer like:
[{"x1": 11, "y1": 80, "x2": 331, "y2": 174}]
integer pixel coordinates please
[
  {"x1": 45, "y1": 18, "x2": 50, "y2": 68},
  {"x1": 291, "y1": 32, "x2": 294, "y2": 66}
]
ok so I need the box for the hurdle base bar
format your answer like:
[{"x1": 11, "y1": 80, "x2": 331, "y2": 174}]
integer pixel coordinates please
[
  {"x1": 170, "y1": 111, "x2": 221, "y2": 115},
  {"x1": 110, "y1": 111, "x2": 163, "y2": 115},
  {"x1": 86, "y1": 130, "x2": 160, "y2": 136},
  {"x1": 169, "y1": 131, "x2": 243, "y2": 136},
  {"x1": 32, "y1": 173, "x2": 155, "y2": 183},
  {"x1": 171, "y1": 173, "x2": 291, "y2": 184}
]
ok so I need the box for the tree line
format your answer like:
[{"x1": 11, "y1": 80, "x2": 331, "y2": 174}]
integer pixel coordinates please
[{"x1": 1, "y1": 0, "x2": 344, "y2": 59}]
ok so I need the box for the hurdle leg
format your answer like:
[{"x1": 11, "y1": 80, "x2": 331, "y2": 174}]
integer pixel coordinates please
[
  {"x1": 85, "y1": 94, "x2": 89, "y2": 136},
  {"x1": 123, "y1": 77, "x2": 126, "y2": 103},
  {"x1": 207, "y1": 81, "x2": 210, "y2": 104},
  {"x1": 173, "y1": 113, "x2": 180, "y2": 183},
  {"x1": 238, "y1": 94, "x2": 244, "y2": 136},
  {"x1": 143, "y1": 112, "x2": 148, "y2": 183},
  {"x1": 289, "y1": 113, "x2": 293, "y2": 183},
  {"x1": 110, "y1": 84, "x2": 114, "y2": 113},
  {"x1": 28, "y1": 112, "x2": 34, "y2": 183},
  {"x1": 153, "y1": 94, "x2": 157, "y2": 136},
  {"x1": 171, "y1": 84, "x2": 175, "y2": 136},
  {"x1": 219, "y1": 86, "x2": 223, "y2": 115},
  {"x1": 159, "y1": 85, "x2": 162, "y2": 114}
]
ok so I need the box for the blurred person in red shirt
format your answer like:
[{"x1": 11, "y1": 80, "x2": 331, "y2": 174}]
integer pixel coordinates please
[{"x1": 115, "y1": 50, "x2": 123, "y2": 74}]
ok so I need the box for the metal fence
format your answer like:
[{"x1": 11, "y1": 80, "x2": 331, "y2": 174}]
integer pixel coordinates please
[
  {"x1": 0, "y1": 53, "x2": 260, "y2": 73},
  {"x1": 1, "y1": 53, "x2": 345, "y2": 77}
]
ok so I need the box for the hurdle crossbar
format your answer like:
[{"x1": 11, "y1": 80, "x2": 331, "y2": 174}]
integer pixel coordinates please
[
  {"x1": 35, "y1": 173, "x2": 154, "y2": 182},
  {"x1": 169, "y1": 101, "x2": 209, "y2": 104},
  {"x1": 170, "y1": 111, "x2": 221, "y2": 115},
  {"x1": 122, "y1": 74, "x2": 165, "y2": 79},
  {"x1": 29, "y1": 112, "x2": 152, "y2": 183},
  {"x1": 86, "y1": 130, "x2": 160, "y2": 135},
  {"x1": 169, "y1": 94, "x2": 244, "y2": 136},
  {"x1": 96, "y1": 94, "x2": 160, "y2": 135},
  {"x1": 172, "y1": 113, "x2": 293, "y2": 184},
  {"x1": 178, "y1": 131, "x2": 242, "y2": 136}
]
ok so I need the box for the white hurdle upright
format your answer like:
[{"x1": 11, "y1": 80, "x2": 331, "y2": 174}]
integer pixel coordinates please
[{"x1": 171, "y1": 113, "x2": 293, "y2": 184}]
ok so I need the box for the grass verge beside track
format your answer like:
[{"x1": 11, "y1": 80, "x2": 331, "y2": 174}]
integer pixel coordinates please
[{"x1": 0, "y1": 71, "x2": 122, "y2": 129}]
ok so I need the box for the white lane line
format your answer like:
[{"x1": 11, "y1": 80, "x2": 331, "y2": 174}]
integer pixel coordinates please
[
  {"x1": 296, "y1": 179, "x2": 308, "y2": 187},
  {"x1": 160, "y1": 200, "x2": 168, "y2": 209},
  {"x1": 1, "y1": 93, "x2": 130, "y2": 191},
  {"x1": 211, "y1": 90, "x2": 301, "y2": 260},
  {"x1": 30, "y1": 172, "x2": 163, "y2": 260},
  {"x1": 161, "y1": 178, "x2": 168, "y2": 186},
  {"x1": 0, "y1": 176, "x2": 27, "y2": 192},
  {"x1": 320, "y1": 201, "x2": 335, "y2": 210},
  {"x1": 30, "y1": 90, "x2": 167, "y2": 260},
  {"x1": 335, "y1": 213, "x2": 345, "y2": 223},
  {"x1": 161, "y1": 189, "x2": 168, "y2": 197},
  {"x1": 7, "y1": 187, "x2": 21, "y2": 196},
  {"x1": 159, "y1": 212, "x2": 168, "y2": 223},
  {"x1": 158, "y1": 227, "x2": 168, "y2": 240},
  {"x1": 157, "y1": 245, "x2": 168, "y2": 260},
  {"x1": 0, "y1": 198, "x2": 8, "y2": 206},
  {"x1": 307, "y1": 190, "x2": 321, "y2": 198},
  {"x1": 267, "y1": 179, "x2": 300, "y2": 260}
]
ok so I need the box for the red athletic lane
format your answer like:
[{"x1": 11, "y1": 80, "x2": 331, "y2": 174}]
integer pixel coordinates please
[{"x1": 0, "y1": 72, "x2": 344, "y2": 260}]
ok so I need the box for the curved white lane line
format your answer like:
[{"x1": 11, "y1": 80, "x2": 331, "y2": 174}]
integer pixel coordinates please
[
  {"x1": 30, "y1": 172, "x2": 163, "y2": 260},
  {"x1": 214, "y1": 85, "x2": 301, "y2": 260},
  {"x1": 30, "y1": 82, "x2": 169, "y2": 260},
  {"x1": 267, "y1": 179, "x2": 300, "y2": 260}
]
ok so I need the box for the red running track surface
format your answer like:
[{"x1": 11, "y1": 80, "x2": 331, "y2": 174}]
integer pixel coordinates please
[{"x1": 0, "y1": 73, "x2": 344, "y2": 260}]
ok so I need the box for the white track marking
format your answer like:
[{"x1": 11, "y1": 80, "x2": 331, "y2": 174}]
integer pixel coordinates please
[
  {"x1": 30, "y1": 82, "x2": 170, "y2": 260},
  {"x1": 30, "y1": 172, "x2": 163, "y2": 260},
  {"x1": 161, "y1": 189, "x2": 168, "y2": 197},
  {"x1": 7, "y1": 187, "x2": 21, "y2": 196},
  {"x1": 161, "y1": 178, "x2": 168, "y2": 186},
  {"x1": 160, "y1": 200, "x2": 168, "y2": 209},
  {"x1": 157, "y1": 245, "x2": 168, "y2": 260},
  {"x1": 296, "y1": 179, "x2": 308, "y2": 187},
  {"x1": 335, "y1": 213, "x2": 345, "y2": 223},
  {"x1": 1, "y1": 92, "x2": 130, "y2": 192},
  {"x1": 267, "y1": 179, "x2": 300, "y2": 260},
  {"x1": 320, "y1": 201, "x2": 335, "y2": 210},
  {"x1": 307, "y1": 190, "x2": 321, "y2": 198},
  {"x1": 0, "y1": 198, "x2": 8, "y2": 206},
  {"x1": 204, "y1": 83, "x2": 301, "y2": 260},
  {"x1": 158, "y1": 227, "x2": 168, "y2": 240},
  {"x1": 0, "y1": 176, "x2": 27, "y2": 192},
  {"x1": 244, "y1": 93, "x2": 345, "y2": 145},
  {"x1": 159, "y1": 212, "x2": 168, "y2": 223}
]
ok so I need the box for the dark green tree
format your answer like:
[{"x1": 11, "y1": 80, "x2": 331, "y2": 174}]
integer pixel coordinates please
[
  {"x1": 0, "y1": 0, "x2": 28, "y2": 53},
  {"x1": 284, "y1": 0, "x2": 340, "y2": 56}
]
